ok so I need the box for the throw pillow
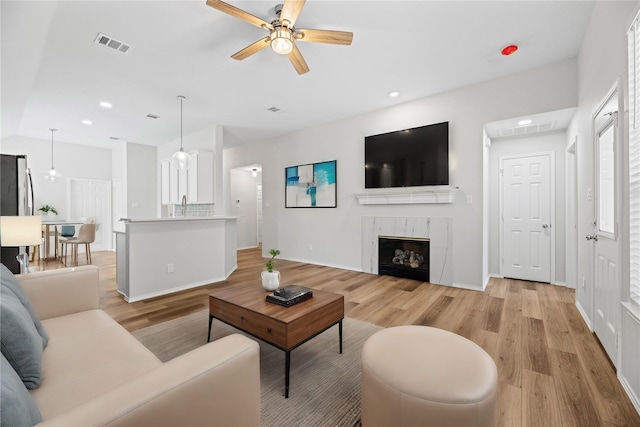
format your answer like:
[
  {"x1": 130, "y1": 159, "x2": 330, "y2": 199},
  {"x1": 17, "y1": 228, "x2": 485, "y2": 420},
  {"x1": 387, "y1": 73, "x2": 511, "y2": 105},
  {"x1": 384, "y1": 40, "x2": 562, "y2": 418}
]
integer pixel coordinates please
[
  {"x1": 0, "y1": 263, "x2": 48, "y2": 348},
  {"x1": 0, "y1": 353, "x2": 42, "y2": 426},
  {"x1": 0, "y1": 287, "x2": 43, "y2": 389}
]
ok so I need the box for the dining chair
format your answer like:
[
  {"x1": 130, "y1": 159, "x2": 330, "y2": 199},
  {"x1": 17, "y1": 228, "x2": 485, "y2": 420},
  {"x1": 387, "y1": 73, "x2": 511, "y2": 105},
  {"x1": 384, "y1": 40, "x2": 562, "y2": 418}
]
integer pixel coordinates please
[
  {"x1": 57, "y1": 225, "x2": 76, "y2": 259},
  {"x1": 59, "y1": 223, "x2": 96, "y2": 266}
]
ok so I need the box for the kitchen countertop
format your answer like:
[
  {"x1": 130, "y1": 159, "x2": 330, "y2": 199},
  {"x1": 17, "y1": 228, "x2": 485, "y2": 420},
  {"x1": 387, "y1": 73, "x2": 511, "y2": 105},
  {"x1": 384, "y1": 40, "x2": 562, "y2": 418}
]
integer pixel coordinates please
[{"x1": 119, "y1": 216, "x2": 236, "y2": 223}]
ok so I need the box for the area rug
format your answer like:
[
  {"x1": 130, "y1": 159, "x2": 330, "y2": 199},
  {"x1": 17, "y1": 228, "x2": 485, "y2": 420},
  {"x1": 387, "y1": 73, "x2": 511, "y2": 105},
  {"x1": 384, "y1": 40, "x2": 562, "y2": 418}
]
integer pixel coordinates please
[{"x1": 132, "y1": 310, "x2": 381, "y2": 427}]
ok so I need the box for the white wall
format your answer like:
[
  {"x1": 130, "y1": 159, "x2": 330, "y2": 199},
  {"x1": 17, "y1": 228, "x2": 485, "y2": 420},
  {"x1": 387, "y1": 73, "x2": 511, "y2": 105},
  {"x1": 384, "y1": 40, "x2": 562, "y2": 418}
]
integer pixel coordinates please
[
  {"x1": 126, "y1": 142, "x2": 157, "y2": 218},
  {"x1": 224, "y1": 59, "x2": 578, "y2": 288},
  {"x1": 230, "y1": 168, "x2": 259, "y2": 249},
  {"x1": 488, "y1": 131, "x2": 567, "y2": 284},
  {"x1": 1, "y1": 135, "x2": 111, "y2": 218}
]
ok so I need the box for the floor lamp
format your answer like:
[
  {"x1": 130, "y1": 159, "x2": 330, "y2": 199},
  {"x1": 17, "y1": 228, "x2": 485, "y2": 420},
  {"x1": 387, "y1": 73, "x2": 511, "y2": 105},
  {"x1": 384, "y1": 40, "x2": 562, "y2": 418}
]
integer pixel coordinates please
[{"x1": 0, "y1": 216, "x2": 42, "y2": 274}]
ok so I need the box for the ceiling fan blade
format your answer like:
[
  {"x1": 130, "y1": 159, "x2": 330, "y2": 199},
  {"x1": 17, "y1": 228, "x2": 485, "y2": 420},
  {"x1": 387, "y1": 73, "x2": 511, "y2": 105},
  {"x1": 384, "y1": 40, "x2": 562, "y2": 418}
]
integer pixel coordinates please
[
  {"x1": 288, "y1": 43, "x2": 309, "y2": 75},
  {"x1": 280, "y1": 0, "x2": 306, "y2": 27},
  {"x1": 231, "y1": 37, "x2": 270, "y2": 61},
  {"x1": 206, "y1": 0, "x2": 272, "y2": 30},
  {"x1": 295, "y1": 29, "x2": 353, "y2": 45}
]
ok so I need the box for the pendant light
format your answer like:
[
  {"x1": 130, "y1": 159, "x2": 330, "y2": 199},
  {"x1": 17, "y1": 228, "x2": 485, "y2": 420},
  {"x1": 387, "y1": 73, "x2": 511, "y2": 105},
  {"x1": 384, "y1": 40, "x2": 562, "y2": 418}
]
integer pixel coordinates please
[
  {"x1": 170, "y1": 95, "x2": 192, "y2": 170},
  {"x1": 44, "y1": 128, "x2": 62, "y2": 181}
]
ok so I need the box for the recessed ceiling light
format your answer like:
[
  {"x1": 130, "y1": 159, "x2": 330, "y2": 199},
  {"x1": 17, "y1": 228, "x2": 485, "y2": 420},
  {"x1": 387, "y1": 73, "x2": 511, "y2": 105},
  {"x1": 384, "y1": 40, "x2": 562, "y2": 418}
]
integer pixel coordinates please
[
  {"x1": 82, "y1": 120, "x2": 92, "y2": 125},
  {"x1": 518, "y1": 119, "x2": 533, "y2": 125},
  {"x1": 388, "y1": 91, "x2": 400, "y2": 97},
  {"x1": 501, "y1": 44, "x2": 518, "y2": 56},
  {"x1": 99, "y1": 101, "x2": 112, "y2": 109}
]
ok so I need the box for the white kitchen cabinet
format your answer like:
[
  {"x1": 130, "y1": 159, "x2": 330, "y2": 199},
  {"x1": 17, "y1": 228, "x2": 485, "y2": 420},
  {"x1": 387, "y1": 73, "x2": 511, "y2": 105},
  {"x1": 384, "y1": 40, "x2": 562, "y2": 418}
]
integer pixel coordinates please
[
  {"x1": 160, "y1": 160, "x2": 179, "y2": 205},
  {"x1": 160, "y1": 150, "x2": 213, "y2": 205},
  {"x1": 187, "y1": 150, "x2": 214, "y2": 204},
  {"x1": 160, "y1": 160, "x2": 170, "y2": 205}
]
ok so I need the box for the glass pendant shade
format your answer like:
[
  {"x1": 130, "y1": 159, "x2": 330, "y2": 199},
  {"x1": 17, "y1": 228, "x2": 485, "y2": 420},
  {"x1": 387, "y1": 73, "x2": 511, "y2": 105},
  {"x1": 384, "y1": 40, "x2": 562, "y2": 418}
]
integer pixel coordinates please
[
  {"x1": 171, "y1": 95, "x2": 191, "y2": 170},
  {"x1": 45, "y1": 129, "x2": 62, "y2": 181},
  {"x1": 171, "y1": 148, "x2": 192, "y2": 170},
  {"x1": 45, "y1": 168, "x2": 62, "y2": 181}
]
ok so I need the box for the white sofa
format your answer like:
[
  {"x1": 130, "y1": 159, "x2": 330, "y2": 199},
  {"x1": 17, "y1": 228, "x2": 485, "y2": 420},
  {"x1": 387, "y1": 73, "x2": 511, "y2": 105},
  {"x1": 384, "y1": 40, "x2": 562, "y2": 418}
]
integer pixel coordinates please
[{"x1": 1, "y1": 265, "x2": 260, "y2": 427}]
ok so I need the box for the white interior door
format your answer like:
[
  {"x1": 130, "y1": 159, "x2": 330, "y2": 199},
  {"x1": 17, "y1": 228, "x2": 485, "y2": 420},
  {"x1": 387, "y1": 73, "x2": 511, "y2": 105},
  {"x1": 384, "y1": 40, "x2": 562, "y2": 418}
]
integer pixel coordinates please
[
  {"x1": 501, "y1": 153, "x2": 553, "y2": 283},
  {"x1": 257, "y1": 183, "x2": 263, "y2": 244},
  {"x1": 590, "y1": 90, "x2": 621, "y2": 365},
  {"x1": 68, "y1": 178, "x2": 111, "y2": 252}
]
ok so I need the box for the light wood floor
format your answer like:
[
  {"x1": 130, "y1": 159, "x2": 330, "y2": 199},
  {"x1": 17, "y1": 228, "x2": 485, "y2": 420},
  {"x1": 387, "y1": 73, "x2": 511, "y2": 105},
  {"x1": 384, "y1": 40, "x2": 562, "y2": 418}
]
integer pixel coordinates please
[{"x1": 34, "y1": 248, "x2": 640, "y2": 427}]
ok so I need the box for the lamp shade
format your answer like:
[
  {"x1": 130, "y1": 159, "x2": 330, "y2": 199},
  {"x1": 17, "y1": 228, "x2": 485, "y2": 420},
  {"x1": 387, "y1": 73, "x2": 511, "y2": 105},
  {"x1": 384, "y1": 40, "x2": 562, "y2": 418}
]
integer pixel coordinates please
[{"x1": 0, "y1": 216, "x2": 42, "y2": 246}]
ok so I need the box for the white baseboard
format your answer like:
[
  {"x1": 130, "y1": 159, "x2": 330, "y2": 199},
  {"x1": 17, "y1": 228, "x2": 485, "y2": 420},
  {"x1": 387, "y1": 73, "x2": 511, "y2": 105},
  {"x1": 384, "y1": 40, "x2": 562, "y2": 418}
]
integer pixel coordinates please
[
  {"x1": 452, "y1": 281, "x2": 485, "y2": 292},
  {"x1": 619, "y1": 373, "x2": 640, "y2": 417},
  {"x1": 575, "y1": 300, "x2": 593, "y2": 331},
  {"x1": 124, "y1": 265, "x2": 237, "y2": 303}
]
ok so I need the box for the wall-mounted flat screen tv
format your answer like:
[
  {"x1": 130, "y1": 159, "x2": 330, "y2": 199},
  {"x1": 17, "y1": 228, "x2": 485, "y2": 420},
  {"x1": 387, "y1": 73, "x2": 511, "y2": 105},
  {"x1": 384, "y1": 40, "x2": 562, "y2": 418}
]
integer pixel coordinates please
[{"x1": 365, "y1": 121, "x2": 449, "y2": 189}]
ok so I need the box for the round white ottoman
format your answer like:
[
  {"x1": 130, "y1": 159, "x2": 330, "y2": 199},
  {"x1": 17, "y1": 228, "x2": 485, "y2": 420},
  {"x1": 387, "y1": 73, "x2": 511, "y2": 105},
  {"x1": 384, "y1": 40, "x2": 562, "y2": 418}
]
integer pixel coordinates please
[{"x1": 361, "y1": 325, "x2": 497, "y2": 427}]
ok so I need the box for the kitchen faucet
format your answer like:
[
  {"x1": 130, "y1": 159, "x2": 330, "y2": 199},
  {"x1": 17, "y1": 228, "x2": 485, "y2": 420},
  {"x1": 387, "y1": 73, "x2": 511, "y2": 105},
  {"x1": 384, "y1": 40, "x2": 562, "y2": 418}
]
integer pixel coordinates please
[{"x1": 181, "y1": 195, "x2": 187, "y2": 217}]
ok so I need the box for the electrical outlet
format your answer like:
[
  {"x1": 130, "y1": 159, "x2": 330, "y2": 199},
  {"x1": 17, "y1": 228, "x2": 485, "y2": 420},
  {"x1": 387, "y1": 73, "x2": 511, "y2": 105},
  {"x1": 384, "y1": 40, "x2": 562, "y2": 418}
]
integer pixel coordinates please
[
  {"x1": 167, "y1": 263, "x2": 174, "y2": 273},
  {"x1": 582, "y1": 277, "x2": 586, "y2": 289},
  {"x1": 466, "y1": 195, "x2": 473, "y2": 205},
  {"x1": 309, "y1": 244, "x2": 313, "y2": 251}
]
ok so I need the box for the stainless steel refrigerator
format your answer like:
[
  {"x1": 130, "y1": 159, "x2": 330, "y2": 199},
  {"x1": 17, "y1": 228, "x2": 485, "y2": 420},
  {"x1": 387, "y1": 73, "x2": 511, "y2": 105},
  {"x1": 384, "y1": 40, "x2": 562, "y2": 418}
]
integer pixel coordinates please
[{"x1": 1, "y1": 154, "x2": 34, "y2": 273}]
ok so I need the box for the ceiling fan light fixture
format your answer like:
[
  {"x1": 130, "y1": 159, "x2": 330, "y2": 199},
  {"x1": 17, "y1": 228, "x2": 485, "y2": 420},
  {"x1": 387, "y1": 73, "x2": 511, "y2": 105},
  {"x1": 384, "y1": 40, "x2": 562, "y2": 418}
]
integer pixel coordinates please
[{"x1": 270, "y1": 28, "x2": 293, "y2": 55}]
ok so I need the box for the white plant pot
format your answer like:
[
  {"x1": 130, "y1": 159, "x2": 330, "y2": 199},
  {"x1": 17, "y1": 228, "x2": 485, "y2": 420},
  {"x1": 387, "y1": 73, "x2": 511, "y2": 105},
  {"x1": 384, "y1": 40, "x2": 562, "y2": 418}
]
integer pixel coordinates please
[{"x1": 261, "y1": 271, "x2": 280, "y2": 291}]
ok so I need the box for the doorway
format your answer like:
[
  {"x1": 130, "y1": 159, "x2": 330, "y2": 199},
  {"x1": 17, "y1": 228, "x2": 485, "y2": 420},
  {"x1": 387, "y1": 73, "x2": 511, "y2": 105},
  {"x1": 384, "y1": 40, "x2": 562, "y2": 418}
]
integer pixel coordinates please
[
  {"x1": 500, "y1": 152, "x2": 555, "y2": 283},
  {"x1": 229, "y1": 165, "x2": 262, "y2": 249},
  {"x1": 590, "y1": 82, "x2": 622, "y2": 366},
  {"x1": 68, "y1": 178, "x2": 112, "y2": 252}
]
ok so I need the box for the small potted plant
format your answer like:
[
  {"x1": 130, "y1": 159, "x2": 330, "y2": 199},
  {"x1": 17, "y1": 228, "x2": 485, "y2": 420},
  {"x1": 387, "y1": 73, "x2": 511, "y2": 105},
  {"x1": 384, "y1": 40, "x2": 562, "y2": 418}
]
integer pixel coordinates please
[
  {"x1": 261, "y1": 249, "x2": 281, "y2": 291},
  {"x1": 38, "y1": 205, "x2": 58, "y2": 218}
]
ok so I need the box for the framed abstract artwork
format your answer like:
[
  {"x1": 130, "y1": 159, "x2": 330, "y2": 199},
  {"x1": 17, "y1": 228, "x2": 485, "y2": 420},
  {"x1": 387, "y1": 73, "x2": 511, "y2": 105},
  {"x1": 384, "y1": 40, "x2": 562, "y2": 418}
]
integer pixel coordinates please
[{"x1": 285, "y1": 160, "x2": 337, "y2": 208}]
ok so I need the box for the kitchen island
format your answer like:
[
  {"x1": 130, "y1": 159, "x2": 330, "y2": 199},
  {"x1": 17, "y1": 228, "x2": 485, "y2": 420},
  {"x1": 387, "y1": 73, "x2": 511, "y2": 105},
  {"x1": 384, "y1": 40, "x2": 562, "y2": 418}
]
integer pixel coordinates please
[{"x1": 115, "y1": 216, "x2": 237, "y2": 302}]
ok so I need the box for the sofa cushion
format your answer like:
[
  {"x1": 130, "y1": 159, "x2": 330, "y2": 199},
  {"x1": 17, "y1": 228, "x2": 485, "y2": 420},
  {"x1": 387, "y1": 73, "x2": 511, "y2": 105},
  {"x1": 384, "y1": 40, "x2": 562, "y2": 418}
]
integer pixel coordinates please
[
  {"x1": 0, "y1": 287, "x2": 43, "y2": 389},
  {"x1": 31, "y1": 309, "x2": 162, "y2": 420},
  {"x1": 1, "y1": 263, "x2": 48, "y2": 348},
  {"x1": 1, "y1": 353, "x2": 42, "y2": 427}
]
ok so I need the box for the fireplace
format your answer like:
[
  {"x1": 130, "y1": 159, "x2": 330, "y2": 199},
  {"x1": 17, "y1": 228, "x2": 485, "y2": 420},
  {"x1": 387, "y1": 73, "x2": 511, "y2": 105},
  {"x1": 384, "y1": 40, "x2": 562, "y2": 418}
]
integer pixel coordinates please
[{"x1": 378, "y1": 236, "x2": 430, "y2": 282}]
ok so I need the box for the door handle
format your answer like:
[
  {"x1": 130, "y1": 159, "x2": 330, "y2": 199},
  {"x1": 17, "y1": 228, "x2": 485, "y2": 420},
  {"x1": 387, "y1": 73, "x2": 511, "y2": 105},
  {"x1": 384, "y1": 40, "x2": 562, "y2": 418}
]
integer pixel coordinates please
[
  {"x1": 542, "y1": 224, "x2": 550, "y2": 229},
  {"x1": 586, "y1": 234, "x2": 598, "y2": 241}
]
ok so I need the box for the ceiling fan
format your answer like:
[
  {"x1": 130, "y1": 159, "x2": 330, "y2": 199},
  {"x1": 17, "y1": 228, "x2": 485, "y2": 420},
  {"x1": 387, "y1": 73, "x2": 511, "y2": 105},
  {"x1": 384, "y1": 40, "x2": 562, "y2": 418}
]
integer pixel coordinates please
[{"x1": 205, "y1": 0, "x2": 353, "y2": 75}]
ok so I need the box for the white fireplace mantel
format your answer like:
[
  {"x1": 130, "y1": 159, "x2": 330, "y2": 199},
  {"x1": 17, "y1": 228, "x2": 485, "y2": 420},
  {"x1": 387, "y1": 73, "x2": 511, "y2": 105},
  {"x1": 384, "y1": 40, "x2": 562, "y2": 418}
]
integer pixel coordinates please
[{"x1": 354, "y1": 187, "x2": 456, "y2": 205}]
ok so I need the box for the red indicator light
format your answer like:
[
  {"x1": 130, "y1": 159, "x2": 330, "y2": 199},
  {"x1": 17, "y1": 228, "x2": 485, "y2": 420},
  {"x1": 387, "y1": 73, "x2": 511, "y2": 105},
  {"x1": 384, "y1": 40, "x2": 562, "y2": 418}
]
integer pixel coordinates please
[{"x1": 501, "y1": 44, "x2": 518, "y2": 56}]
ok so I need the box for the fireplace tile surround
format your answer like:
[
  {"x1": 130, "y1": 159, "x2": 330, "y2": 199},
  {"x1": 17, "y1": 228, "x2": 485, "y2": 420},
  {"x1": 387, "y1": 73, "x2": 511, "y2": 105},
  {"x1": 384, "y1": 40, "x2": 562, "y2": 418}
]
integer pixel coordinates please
[{"x1": 362, "y1": 216, "x2": 453, "y2": 286}]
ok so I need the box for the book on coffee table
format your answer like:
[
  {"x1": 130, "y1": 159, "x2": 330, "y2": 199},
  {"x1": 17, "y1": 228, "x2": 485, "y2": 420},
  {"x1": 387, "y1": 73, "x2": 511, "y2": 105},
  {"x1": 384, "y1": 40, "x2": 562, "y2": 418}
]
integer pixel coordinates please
[{"x1": 266, "y1": 285, "x2": 313, "y2": 307}]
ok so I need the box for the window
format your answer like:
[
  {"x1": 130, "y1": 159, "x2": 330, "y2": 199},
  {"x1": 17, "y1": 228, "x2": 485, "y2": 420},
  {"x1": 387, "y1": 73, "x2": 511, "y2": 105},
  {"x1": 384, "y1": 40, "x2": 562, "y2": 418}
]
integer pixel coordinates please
[{"x1": 627, "y1": 14, "x2": 640, "y2": 304}]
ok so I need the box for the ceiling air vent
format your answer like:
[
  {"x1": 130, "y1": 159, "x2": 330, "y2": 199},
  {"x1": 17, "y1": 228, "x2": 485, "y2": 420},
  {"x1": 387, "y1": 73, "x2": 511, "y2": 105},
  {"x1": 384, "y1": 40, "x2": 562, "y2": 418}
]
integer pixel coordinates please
[
  {"x1": 498, "y1": 121, "x2": 556, "y2": 138},
  {"x1": 267, "y1": 106, "x2": 282, "y2": 113},
  {"x1": 94, "y1": 33, "x2": 132, "y2": 54},
  {"x1": 109, "y1": 136, "x2": 120, "y2": 141},
  {"x1": 146, "y1": 114, "x2": 159, "y2": 119}
]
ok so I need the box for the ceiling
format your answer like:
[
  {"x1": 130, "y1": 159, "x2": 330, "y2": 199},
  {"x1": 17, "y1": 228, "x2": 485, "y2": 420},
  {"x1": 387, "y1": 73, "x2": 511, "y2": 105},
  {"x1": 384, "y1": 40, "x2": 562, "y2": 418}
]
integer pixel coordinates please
[{"x1": 1, "y1": 1, "x2": 595, "y2": 150}]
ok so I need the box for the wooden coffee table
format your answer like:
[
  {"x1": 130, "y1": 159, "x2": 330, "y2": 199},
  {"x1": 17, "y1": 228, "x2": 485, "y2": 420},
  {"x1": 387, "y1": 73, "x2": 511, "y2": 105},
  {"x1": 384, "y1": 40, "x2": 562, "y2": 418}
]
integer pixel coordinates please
[{"x1": 208, "y1": 283, "x2": 344, "y2": 398}]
